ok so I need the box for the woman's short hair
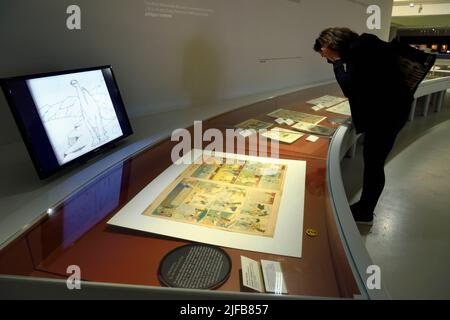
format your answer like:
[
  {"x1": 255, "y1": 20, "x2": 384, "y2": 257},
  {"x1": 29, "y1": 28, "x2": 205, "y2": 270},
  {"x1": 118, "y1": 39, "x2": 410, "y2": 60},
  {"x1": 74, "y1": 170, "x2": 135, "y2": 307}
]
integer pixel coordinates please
[{"x1": 313, "y1": 27, "x2": 359, "y2": 56}]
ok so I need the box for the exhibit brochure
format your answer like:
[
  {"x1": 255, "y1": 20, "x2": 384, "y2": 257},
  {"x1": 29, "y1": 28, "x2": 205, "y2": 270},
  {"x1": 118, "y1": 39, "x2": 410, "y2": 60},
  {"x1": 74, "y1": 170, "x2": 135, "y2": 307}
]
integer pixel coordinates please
[
  {"x1": 306, "y1": 95, "x2": 347, "y2": 108},
  {"x1": 241, "y1": 256, "x2": 288, "y2": 294},
  {"x1": 261, "y1": 127, "x2": 304, "y2": 144},
  {"x1": 326, "y1": 101, "x2": 352, "y2": 116},
  {"x1": 267, "y1": 108, "x2": 326, "y2": 125},
  {"x1": 108, "y1": 150, "x2": 306, "y2": 258},
  {"x1": 291, "y1": 121, "x2": 336, "y2": 136}
]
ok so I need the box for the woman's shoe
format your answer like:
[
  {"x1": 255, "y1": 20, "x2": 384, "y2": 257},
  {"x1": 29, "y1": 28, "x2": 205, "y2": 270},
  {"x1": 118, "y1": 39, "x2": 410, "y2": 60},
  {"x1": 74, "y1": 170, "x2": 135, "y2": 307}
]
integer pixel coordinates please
[{"x1": 350, "y1": 202, "x2": 374, "y2": 225}]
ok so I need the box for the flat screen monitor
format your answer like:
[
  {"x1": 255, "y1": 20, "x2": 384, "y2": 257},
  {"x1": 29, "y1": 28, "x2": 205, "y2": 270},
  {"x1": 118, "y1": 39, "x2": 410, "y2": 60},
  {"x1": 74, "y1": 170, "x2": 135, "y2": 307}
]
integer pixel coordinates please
[{"x1": 1, "y1": 66, "x2": 133, "y2": 179}]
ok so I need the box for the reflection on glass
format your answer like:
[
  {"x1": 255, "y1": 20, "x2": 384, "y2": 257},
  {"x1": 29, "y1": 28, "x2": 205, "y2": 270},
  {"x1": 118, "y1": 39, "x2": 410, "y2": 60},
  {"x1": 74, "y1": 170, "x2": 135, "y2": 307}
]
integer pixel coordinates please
[{"x1": 62, "y1": 163, "x2": 124, "y2": 248}]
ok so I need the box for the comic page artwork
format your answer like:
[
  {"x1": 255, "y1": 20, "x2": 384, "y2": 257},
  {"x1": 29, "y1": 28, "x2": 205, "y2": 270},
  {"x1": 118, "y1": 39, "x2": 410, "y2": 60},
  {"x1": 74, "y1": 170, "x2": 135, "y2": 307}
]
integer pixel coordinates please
[
  {"x1": 267, "y1": 109, "x2": 326, "y2": 125},
  {"x1": 143, "y1": 157, "x2": 287, "y2": 237}
]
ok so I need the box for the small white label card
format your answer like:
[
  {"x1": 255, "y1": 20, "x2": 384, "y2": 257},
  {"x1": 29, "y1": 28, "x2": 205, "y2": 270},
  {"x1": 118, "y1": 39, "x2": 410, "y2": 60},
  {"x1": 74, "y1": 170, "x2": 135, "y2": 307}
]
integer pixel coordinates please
[
  {"x1": 285, "y1": 119, "x2": 295, "y2": 126},
  {"x1": 306, "y1": 135, "x2": 320, "y2": 142},
  {"x1": 274, "y1": 118, "x2": 295, "y2": 126},
  {"x1": 261, "y1": 260, "x2": 288, "y2": 294},
  {"x1": 241, "y1": 256, "x2": 264, "y2": 293},
  {"x1": 239, "y1": 129, "x2": 254, "y2": 138},
  {"x1": 312, "y1": 103, "x2": 326, "y2": 111}
]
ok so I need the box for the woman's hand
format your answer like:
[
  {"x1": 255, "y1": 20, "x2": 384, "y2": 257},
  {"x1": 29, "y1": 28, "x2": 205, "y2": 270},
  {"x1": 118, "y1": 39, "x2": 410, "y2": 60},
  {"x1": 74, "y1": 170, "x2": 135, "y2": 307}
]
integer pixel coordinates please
[{"x1": 320, "y1": 47, "x2": 341, "y2": 62}]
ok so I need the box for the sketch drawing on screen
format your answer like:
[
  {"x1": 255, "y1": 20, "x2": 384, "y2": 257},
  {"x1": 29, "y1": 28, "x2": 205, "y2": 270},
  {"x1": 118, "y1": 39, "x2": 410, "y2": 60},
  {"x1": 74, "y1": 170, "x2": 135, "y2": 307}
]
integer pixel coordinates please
[{"x1": 27, "y1": 70, "x2": 123, "y2": 165}]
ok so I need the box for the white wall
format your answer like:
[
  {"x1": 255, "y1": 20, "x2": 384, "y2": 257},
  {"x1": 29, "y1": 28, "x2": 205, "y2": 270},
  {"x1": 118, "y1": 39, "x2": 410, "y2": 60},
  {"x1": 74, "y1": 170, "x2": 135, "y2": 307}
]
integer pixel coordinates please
[
  {"x1": 0, "y1": 0, "x2": 393, "y2": 145},
  {"x1": 393, "y1": 3, "x2": 450, "y2": 17}
]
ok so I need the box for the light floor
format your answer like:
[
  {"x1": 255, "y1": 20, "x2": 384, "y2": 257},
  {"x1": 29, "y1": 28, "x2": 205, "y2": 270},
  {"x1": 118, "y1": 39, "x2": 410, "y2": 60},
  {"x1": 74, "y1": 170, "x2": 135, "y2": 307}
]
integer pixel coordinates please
[{"x1": 341, "y1": 91, "x2": 450, "y2": 299}]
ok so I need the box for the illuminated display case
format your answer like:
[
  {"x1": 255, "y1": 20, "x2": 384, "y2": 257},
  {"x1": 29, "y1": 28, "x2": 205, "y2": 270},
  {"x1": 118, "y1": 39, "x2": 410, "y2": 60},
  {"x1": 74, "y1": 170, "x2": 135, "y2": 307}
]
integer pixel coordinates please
[
  {"x1": 0, "y1": 82, "x2": 386, "y2": 300},
  {"x1": 1, "y1": 73, "x2": 449, "y2": 299}
]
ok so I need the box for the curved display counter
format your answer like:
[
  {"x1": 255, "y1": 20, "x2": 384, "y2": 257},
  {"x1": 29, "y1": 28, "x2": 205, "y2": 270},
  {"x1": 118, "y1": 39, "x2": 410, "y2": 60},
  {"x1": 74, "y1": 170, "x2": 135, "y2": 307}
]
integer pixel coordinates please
[
  {"x1": 1, "y1": 73, "x2": 448, "y2": 299},
  {"x1": 410, "y1": 71, "x2": 450, "y2": 120}
]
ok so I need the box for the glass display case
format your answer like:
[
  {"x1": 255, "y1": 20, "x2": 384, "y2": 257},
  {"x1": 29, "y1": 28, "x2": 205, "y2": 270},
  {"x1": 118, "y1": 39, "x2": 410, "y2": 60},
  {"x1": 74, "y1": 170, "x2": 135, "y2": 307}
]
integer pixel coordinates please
[{"x1": 0, "y1": 83, "x2": 387, "y2": 299}]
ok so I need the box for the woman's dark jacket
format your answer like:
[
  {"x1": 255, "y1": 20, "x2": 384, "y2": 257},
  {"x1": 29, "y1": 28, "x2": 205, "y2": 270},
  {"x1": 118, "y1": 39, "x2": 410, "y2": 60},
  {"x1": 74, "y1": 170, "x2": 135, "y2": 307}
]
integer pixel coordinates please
[{"x1": 332, "y1": 33, "x2": 414, "y2": 134}]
